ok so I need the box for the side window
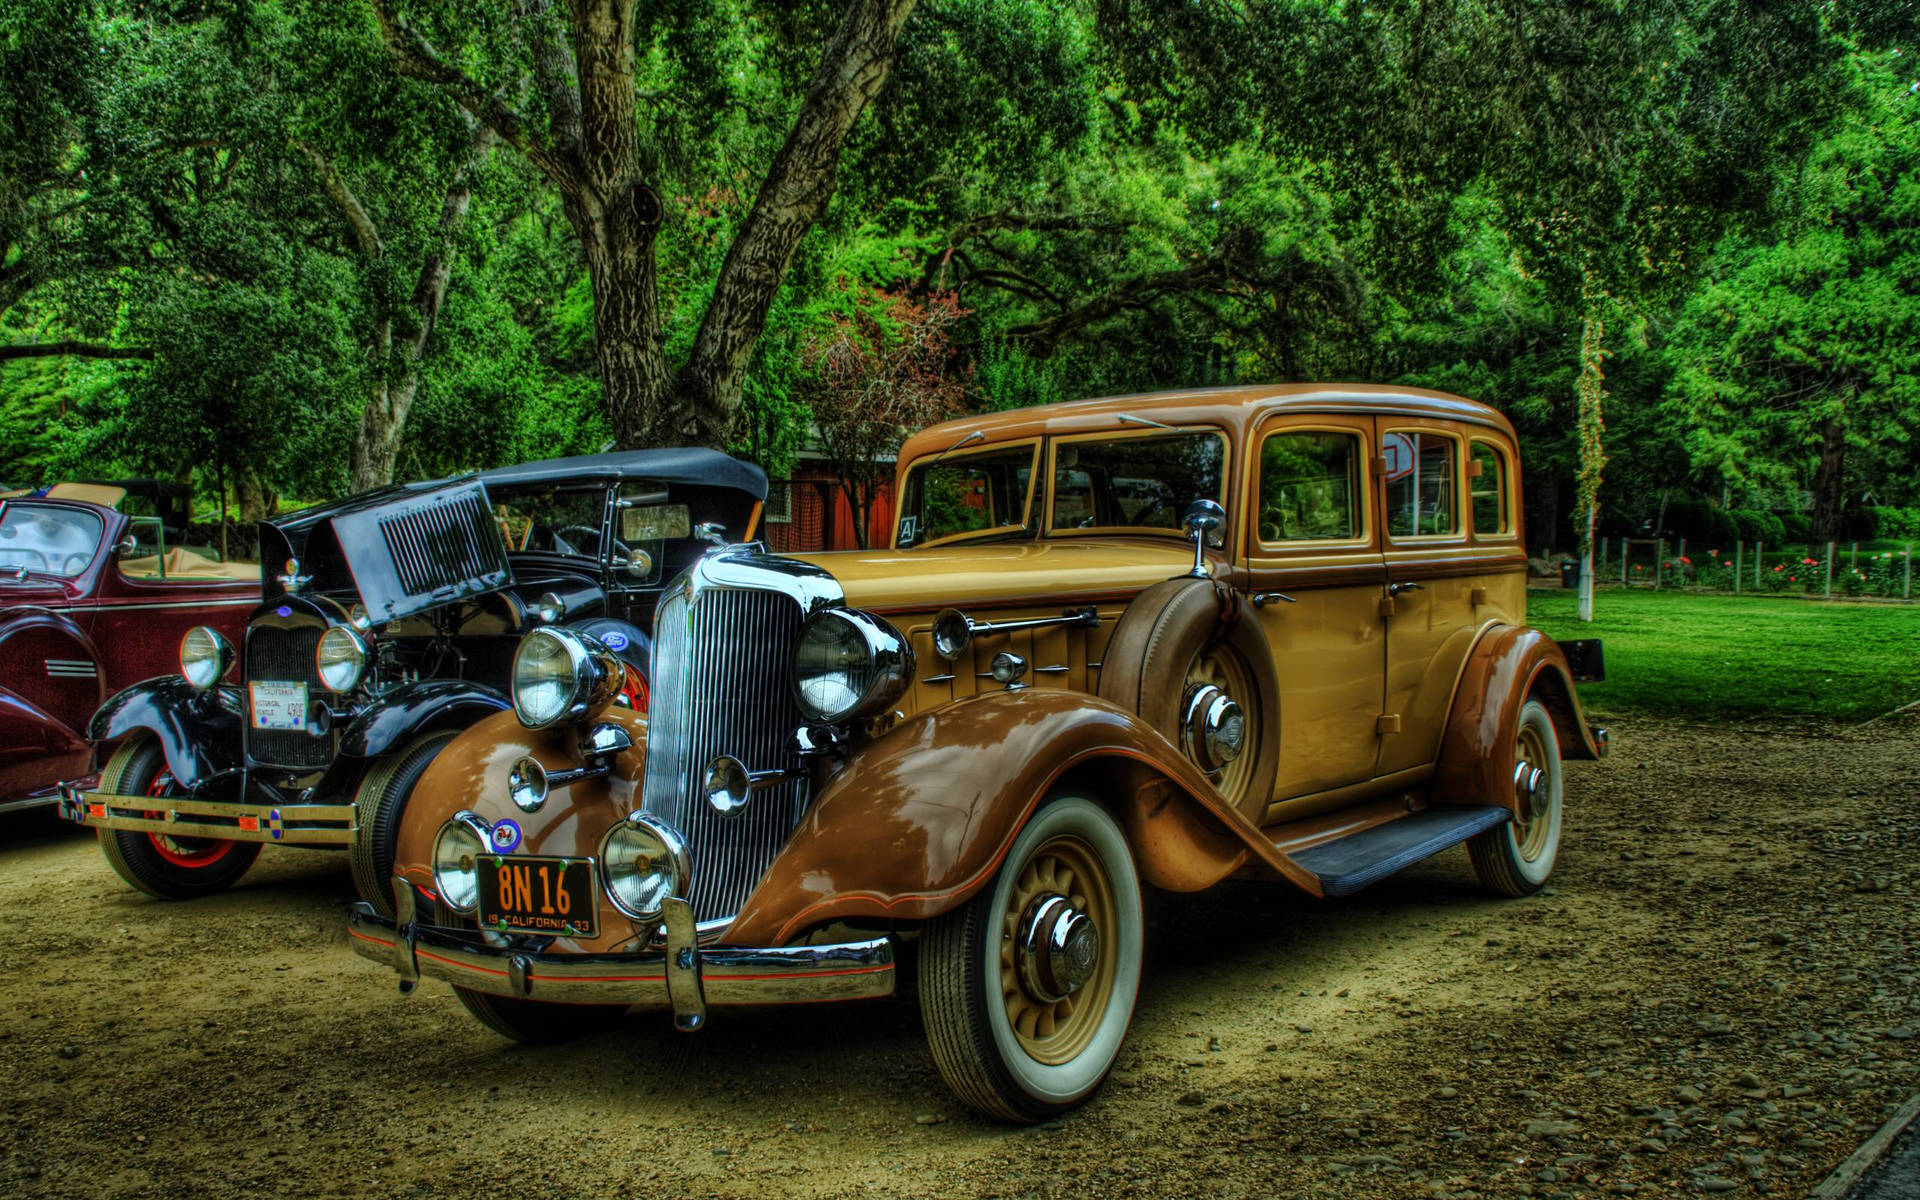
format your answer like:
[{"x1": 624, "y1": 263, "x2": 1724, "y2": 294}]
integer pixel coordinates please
[
  {"x1": 1383, "y1": 431, "x2": 1459, "y2": 538},
  {"x1": 1470, "y1": 441, "x2": 1510, "y2": 537},
  {"x1": 1258, "y1": 431, "x2": 1362, "y2": 541}
]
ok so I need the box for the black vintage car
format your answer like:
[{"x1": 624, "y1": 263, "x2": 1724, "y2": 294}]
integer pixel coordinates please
[{"x1": 58, "y1": 449, "x2": 766, "y2": 907}]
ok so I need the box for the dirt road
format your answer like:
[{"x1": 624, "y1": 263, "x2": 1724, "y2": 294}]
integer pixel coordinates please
[{"x1": 2, "y1": 714, "x2": 1915, "y2": 1199}]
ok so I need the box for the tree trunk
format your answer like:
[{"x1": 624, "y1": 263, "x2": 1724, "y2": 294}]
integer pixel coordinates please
[
  {"x1": 1810, "y1": 414, "x2": 1847, "y2": 549},
  {"x1": 236, "y1": 466, "x2": 274, "y2": 522},
  {"x1": 1573, "y1": 284, "x2": 1609, "y2": 624},
  {"x1": 576, "y1": 199, "x2": 674, "y2": 449}
]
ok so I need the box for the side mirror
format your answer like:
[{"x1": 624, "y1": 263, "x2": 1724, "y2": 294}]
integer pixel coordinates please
[
  {"x1": 1182, "y1": 499, "x2": 1225, "y2": 578},
  {"x1": 116, "y1": 535, "x2": 139, "y2": 558}
]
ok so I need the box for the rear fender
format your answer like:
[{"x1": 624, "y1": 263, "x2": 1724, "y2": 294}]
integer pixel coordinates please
[
  {"x1": 87, "y1": 676, "x2": 242, "y2": 788},
  {"x1": 1432, "y1": 625, "x2": 1602, "y2": 816},
  {"x1": 723, "y1": 689, "x2": 1322, "y2": 948}
]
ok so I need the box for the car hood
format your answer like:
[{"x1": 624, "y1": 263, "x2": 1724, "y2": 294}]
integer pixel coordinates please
[{"x1": 788, "y1": 539, "x2": 1200, "y2": 614}]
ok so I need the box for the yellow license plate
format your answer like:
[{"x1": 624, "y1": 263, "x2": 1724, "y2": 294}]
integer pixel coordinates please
[{"x1": 477, "y1": 856, "x2": 598, "y2": 936}]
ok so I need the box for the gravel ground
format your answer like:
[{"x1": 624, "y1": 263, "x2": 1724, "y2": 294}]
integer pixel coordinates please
[{"x1": 0, "y1": 712, "x2": 1915, "y2": 1199}]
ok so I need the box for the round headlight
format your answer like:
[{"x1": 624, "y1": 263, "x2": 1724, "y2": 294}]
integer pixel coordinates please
[
  {"x1": 432, "y1": 813, "x2": 489, "y2": 914},
  {"x1": 511, "y1": 627, "x2": 615, "y2": 729},
  {"x1": 180, "y1": 626, "x2": 235, "y2": 689},
  {"x1": 792, "y1": 609, "x2": 914, "y2": 725},
  {"x1": 315, "y1": 625, "x2": 368, "y2": 692},
  {"x1": 598, "y1": 814, "x2": 690, "y2": 922}
]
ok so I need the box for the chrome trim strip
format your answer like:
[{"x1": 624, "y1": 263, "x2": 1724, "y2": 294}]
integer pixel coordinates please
[{"x1": 346, "y1": 901, "x2": 896, "y2": 1008}]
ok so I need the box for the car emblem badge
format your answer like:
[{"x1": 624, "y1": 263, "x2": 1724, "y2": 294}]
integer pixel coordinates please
[
  {"x1": 603, "y1": 631, "x2": 628, "y2": 651},
  {"x1": 490, "y1": 819, "x2": 523, "y2": 854},
  {"x1": 275, "y1": 605, "x2": 292, "y2": 618},
  {"x1": 266, "y1": 809, "x2": 284, "y2": 840}
]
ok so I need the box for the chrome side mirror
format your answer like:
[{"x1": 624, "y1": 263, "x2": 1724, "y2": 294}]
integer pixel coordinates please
[{"x1": 1182, "y1": 499, "x2": 1225, "y2": 578}]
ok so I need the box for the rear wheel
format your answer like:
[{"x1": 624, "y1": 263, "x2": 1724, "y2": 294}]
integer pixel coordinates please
[
  {"x1": 349, "y1": 731, "x2": 458, "y2": 919},
  {"x1": 919, "y1": 794, "x2": 1142, "y2": 1122},
  {"x1": 1467, "y1": 699, "x2": 1564, "y2": 896},
  {"x1": 97, "y1": 734, "x2": 260, "y2": 900},
  {"x1": 452, "y1": 987, "x2": 629, "y2": 1044}
]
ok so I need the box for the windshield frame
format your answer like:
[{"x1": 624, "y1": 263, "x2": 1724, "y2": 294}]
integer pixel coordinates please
[
  {"x1": 1042, "y1": 425, "x2": 1232, "y2": 543},
  {"x1": 892, "y1": 437, "x2": 1041, "y2": 551},
  {"x1": 0, "y1": 499, "x2": 106, "y2": 580}
]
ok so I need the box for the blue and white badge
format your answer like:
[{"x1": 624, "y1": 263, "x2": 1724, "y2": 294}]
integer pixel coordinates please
[
  {"x1": 603, "y1": 631, "x2": 629, "y2": 651},
  {"x1": 489, "y1": 818, "x2": 523, "y2": 854},
  {"x1": 275, "y1": 605, "x2": 293, "y2": 618}
]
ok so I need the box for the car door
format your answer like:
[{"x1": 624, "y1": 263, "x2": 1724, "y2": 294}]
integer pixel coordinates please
[
  {"x1": 1376, "y1": 420, "x2": 1484, "y2": 776},
  {"x1": 1242, "y1": 413, "x2": 1387, "y2": 818}
]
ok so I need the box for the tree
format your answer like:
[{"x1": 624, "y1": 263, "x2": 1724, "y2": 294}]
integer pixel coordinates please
[
  {"x1": 804, "y1": 286, "x2": 968, "y2": 548},
  {"x1": 369, "y1": 0, "x2": 919, "y2": 449},
  {"x1": 1665, "y1": 51, "x2": 1920, "y2": 546}
]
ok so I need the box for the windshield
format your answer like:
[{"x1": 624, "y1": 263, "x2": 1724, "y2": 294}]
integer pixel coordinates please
[
  {"x1": 895, "y1": 443, "x2": 1038, "y2": 549},
  {"x1": 1048, "y1": 431, "x2": 1226, "y2": 536},
  {"x1": 0, "y1": 502, "x2": 103, "y2": 577},
  {"x1": 491, "y1": 486, "x2": 610, "y2": 558}
]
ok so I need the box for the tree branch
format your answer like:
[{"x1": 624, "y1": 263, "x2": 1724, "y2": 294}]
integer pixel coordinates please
[
  {"x1": 0, "y1": 341, "x2": 153, "y2": 362},
  {"x1": 681, "y1": 0, "x2": 919, "y2": 435},
  {"x1": 368, "y1": 0, "x2": 580, "y2": 192},
  {"x1": 294, "y1": 139, "x2": 385, "y2": 261}
]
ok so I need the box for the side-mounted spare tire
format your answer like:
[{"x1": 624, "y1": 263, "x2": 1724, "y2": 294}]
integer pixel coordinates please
[{"x1": 1095, "y1": 577, "x2": 1280, "y2": 820}]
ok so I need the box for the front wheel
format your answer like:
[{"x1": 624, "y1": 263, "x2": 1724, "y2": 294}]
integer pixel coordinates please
[
  {"x1": 97, "y1": 734, "x2": 260, "y2": 900},
  {"x1": 919, "y1": 793, "x2": 1143, "y2": 1122},
  {"x1": 349, "y1": 731, "x2": 457, "y2": 919},
  {"x1": 1467, "y1": 698, "x2": 1564, "y2": 896}
]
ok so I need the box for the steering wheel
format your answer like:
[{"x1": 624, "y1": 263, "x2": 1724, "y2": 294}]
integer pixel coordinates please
[
  {"x1": 553, "y1": 524, "x2": 606, "y2": 555},
  {"x1": 61, "y1": 553, "x2": 90, "y2": 574}
]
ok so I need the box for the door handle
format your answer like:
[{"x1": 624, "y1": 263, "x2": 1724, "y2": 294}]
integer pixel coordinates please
[
  {"x1": 1251, "y1": 591, "x2": 1296, "y2": 607},
  {"x1": 1386, "y1": 581, "x2": 1425, "y2": 597}
]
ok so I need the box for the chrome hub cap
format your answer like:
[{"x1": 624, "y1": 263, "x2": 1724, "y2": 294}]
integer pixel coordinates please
[
  {"x1": 1182, "y1": 683, "x2": 1247, "y2": 775},
  {"x1": 1015, "y1": 894, "x2": 1101, "y2": 1004},
  {"x1": 1513, "y1": 758, "x2": 1544, "y2": 821}
]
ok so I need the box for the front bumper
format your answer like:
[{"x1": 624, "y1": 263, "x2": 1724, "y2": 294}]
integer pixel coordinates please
[
  {"x1": 347, "y1": 888, "x2": 896, "y2": 1032},
  {"x1": 56, "y1": 784, "x2": 354, "y2": 845}
]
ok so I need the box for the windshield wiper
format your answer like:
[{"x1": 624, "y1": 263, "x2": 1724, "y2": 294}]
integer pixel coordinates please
[{"x1": 925, "y1": 429, "x2": 985, "y2": 468}]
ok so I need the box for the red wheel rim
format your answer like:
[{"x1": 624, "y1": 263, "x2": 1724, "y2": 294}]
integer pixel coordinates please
[{"x1": 141, "y1": 767, "x2": 238, "y2": 869}]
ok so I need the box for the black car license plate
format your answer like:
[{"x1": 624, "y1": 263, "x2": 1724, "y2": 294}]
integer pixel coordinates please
[{"x1": 478, "y1": 855, "x2": 598, "y2": 936}]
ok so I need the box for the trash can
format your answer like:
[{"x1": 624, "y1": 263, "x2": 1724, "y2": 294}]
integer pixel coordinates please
[{"x1": 1559, "y1": 558, "x2": 1581, "y2": 588}]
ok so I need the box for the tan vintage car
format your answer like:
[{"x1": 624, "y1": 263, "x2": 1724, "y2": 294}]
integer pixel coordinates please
[{"x1": 347, "y1": 384, "x2": 1606, "y2": 1121}]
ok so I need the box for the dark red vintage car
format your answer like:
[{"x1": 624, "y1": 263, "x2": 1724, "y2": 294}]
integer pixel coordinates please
[{"x1": 0, "y1": 496, "x2": 256, "y2": 811}]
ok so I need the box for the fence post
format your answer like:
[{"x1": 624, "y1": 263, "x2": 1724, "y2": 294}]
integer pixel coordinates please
[
  {"x1": 1622, "y1": 542, "x2": 1629, "y2": 584},
  {"x1": 1655, "y1": 539, "x2": 1664, "y2": 590},
  {"x1": 1756, "y1": 541, "x2": 1763, "y2": 588},
  {"x1": 1825, "y1": 541, "x2": 1834, "y2": 599},
  {"x1": 1600, "y1": 536, "x2": 1608, "y2": 575},
  {"x1": 1850, "y1": 541, "x2": 1858, "y2": 571},
  {"x1": 1735, "y1": 540, "x2": 1742, "y2": 594},
  {"x1": 1907, "y1": 544, "x2": 1913, "y2": 600}
]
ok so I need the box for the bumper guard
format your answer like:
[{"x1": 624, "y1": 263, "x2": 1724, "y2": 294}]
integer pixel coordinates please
[
  {"x1": 56, "y1": 784, "x2": 355, "y2": 845},
  {"x1": 348, "y1": 889, "x2": 895, "y2": 1031}
]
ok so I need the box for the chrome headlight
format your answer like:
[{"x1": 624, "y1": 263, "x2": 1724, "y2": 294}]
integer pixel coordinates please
[
  {"x1": 792, "y1": 608, "x2": 914, "y2": 725},
  {"x1": 598, "y1": 814, "x2": 690, "y2": 922},
  {"x1": 511, "y1": 627, "x2": 616, "y2": 729},
  {"x1": 314, "y1": 625, "x2": 368, "y2": 692},
  {"x1": 179, "y1": 626, "x2": 235, "y2": 690},
  {"x1": 432, "y1": 812, "x2": 489, "y2": 914}
]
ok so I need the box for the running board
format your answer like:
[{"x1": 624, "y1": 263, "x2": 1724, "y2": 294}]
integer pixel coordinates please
[{"x1": 1291, "y1": 805, "x2": 1510, "y2": 897}]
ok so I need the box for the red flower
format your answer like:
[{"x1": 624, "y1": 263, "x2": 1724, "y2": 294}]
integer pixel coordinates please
[
  {"x1": 1803, "y1": 557, "x2": 1817, "y2": 565},
  {"x1": 1680, "y1": 556, "x2": 1691, "y2": 564},
  {"x1": 1709, "y1": 549, "x2": 1720, "y2": 557},
  {"x1": 1773, "y1": 564, "x2": 1784, "y2": 572},
  {"x1": 1789, "y1": 576, "x2": 1797, "y2": 582}
]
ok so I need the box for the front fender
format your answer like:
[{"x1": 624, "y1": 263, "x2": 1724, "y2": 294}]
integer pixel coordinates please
[
  {"x1": 336, "y1": 679, "x2": 511, "y2": 759},
  {"x1": 1432, "y1": 625, "x2": 1602, "y2": 815},
  {"x1": 724, "y1": 689, "x2": 1323, "y2": 948},
  {"x1": 87, "y1": 676, "x2": 242, "y2": 788}
]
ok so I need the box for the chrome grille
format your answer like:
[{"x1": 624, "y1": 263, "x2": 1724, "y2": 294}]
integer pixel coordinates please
[
  {"x1": 642, "y1": 584, "x2": 811, "y2": 925},
  {"x1": 244, "y1": 622, "x2": 331, "y2": 770},
  {"x1": 377, "y1": 489, "x2": 508, "y2": 597}
]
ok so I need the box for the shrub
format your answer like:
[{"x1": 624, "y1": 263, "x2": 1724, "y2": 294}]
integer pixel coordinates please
[
  {"x1": 1779, "y1": 512, "x2": 1812, "y2": 544},
  {"x1": 1852, "y1": 506, "x2": 1920, "y2": 541},
  {"x1": 1727, "y1": 508, "x2": 1785, "y2": 545}
]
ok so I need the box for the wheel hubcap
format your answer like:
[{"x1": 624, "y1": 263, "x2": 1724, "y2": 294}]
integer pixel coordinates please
[
  {"x1": 1181, "y1": 684, "x2": 1246, "y2": 775},
  {"x1": 1015, "y1": 894, "x2": 1101, "y2": 1004},
  {"x1": 1510, "y1": 723, "x2": 1554, "y2": 861},
  {"x1": 1183, "y1": 646, "x2": 1258, "y2": 807},
  {"x1": 1512, "y1": 758, "x2": 1544, "y2": 821}
]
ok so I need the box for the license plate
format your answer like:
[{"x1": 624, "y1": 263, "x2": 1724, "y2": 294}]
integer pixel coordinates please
[
  {"x1": 478, "y1": 856, "x2": 598, "y2": 936},
  {"x1": 249, "y1": 681, "x2": 308, "y2": 730}
]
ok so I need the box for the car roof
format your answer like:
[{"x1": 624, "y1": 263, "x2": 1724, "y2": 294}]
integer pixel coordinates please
[{"x1": 897, "y1": 384, "x2": 1517, "y2": 465}]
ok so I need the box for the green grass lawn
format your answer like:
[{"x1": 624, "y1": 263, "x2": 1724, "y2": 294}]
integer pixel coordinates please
[{"x1": 1525, "y1": 588, "x2": 1920, "y2": 722}]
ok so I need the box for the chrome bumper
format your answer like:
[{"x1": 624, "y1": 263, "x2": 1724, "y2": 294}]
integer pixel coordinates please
[
  {"x1": 56, "y1": 784, "x2": 354, "y2": 845},
  {"x1": 347, "y1": 889, "x2": 895, "y2": 1032}
]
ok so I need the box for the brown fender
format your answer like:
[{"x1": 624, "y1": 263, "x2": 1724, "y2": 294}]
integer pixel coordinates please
[
  {"x1": 723, "y1": 688, "x2": 1322, "y2": 949},
  {"x1": 1431, "y1": 625, "x2": 1602, "y2": 817},
  {"x1": 389, "y1": 705, "x2": 652, "y2": 955}
]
